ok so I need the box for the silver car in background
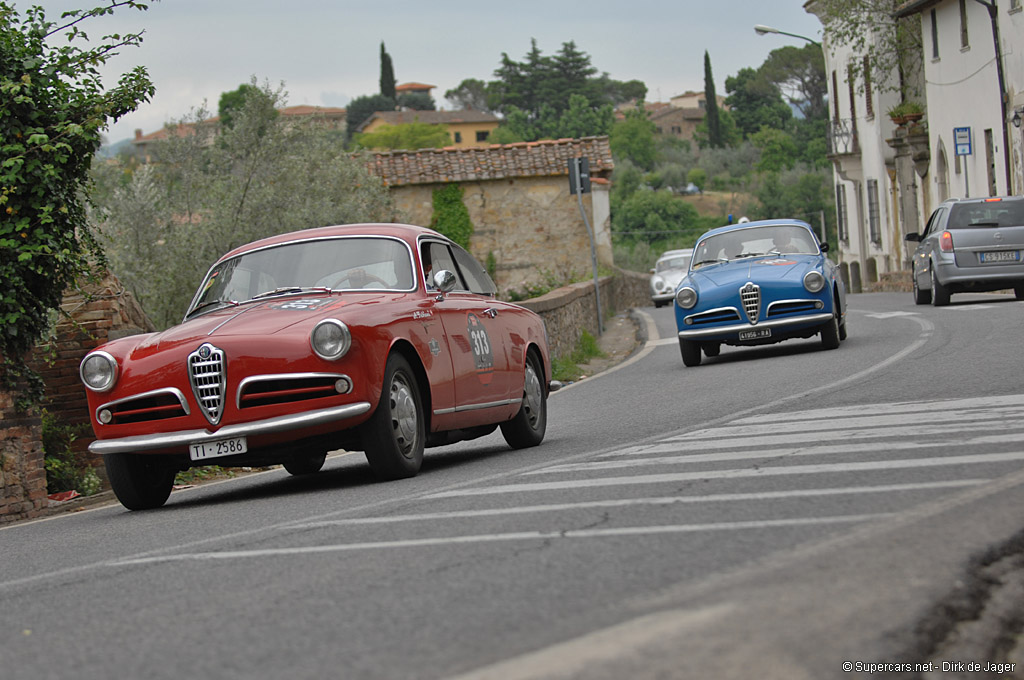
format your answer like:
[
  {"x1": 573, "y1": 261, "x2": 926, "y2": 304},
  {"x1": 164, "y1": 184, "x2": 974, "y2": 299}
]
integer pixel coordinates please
[
  {"x1": 905, "y1": 196, "x2": 1024, "y2": 306},
  {"x1": 650, "y1": 248, "x2": 693, "y2": 307}
]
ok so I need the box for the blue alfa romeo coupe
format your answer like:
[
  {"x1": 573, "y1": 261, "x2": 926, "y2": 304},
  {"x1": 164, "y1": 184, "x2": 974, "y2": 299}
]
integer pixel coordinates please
[{"x1": 673, "y1": 219, "x2": 847, "y2": 367}]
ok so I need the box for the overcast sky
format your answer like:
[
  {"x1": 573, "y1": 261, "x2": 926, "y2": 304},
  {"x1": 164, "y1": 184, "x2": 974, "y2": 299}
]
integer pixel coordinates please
[{"x1": 25, "y1": 0, "x2": 823, "y2": 144}]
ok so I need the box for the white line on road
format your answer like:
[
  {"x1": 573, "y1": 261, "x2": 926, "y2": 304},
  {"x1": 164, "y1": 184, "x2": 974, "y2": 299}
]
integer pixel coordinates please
[
  {"x1": 287, "y1": 481, "x2": 984, "y2": 528},
  {"x1": 108, "y1": 514, "x2": 890, "y2": 566},
  {"x1": 426, "y1": 451, "x2": 1024, "y2": 498}
]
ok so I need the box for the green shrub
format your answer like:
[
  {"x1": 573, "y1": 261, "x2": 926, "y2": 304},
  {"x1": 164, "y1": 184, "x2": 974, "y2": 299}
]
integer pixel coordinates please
[
  {"x1": 551, "y1": 330, "x2": 605, "y2": 382},
  {"x1": 430, "y1": 184, "x2": 473, "y2": 247},
  {"x1": 41, "y1": 410, "x2": 101, "y2": 496}
]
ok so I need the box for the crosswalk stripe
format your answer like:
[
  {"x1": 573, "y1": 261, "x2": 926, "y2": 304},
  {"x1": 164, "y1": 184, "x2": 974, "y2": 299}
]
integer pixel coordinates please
[
  {"x1": 291, "y1": 481, "x2": 984, "y2": 528},
  {"x1": 426, "y1": 451, "x2": 1024, "y2": 498},
  {"x1": 672, "y1": 407, "x2": 1024, "y2": 441},
  {"x1": 733, "y1": 394, "x2": 1023, "y2": 425},
  {"x1": 111, "y1": 514, "x2": 892, "y2": 565},
  {"x1": 538, "y1": 436, "x2": 1020, "y2": 474}
]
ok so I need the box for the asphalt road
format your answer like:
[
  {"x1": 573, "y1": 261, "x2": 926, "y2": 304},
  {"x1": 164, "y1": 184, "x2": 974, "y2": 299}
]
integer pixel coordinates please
[{"x1": 2, "y1": 291, "x2": 1024, "y2": 680}]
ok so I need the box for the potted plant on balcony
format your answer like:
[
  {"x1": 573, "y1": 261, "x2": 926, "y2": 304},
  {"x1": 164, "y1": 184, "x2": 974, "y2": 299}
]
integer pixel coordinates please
[{"x1": 887, "y1": 101, "x2": 924, "y2": 125}]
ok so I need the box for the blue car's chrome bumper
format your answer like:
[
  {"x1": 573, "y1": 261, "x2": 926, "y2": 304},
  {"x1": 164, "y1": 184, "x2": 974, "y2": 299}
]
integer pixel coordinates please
[{"x1": 677, "y1": 312, "x2": 834, "y2": 340}]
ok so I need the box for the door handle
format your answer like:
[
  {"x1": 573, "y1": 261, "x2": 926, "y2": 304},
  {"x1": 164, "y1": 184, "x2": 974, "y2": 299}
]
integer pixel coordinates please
[{"x1": 482, "y1": 308, "x2": 498, "y2": 319}]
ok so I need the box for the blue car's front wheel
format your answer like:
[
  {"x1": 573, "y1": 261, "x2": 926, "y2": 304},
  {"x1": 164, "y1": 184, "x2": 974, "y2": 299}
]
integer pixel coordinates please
[{"x1": 680, "y1": 339, "x2": 702, "y2": 367}]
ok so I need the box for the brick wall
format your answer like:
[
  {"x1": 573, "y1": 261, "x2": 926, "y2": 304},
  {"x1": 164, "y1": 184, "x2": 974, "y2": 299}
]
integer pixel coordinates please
[
  {"x1": 0, "y1": 272, "x2": 154, "y2": 523},
  {"x1": 0, "y1": 387, "x2": 46, "y2": 525}
]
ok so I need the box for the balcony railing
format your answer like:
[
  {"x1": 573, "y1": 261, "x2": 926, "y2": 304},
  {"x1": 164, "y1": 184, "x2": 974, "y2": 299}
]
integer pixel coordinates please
[{"x1": 827, "y1": 118, "x2": 859, "y2": 155}]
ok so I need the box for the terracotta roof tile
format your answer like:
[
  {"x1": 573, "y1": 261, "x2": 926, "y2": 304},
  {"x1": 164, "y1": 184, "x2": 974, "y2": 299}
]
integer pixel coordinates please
[
  {"x1": 359, "y1": 109, "x2": 499, "y2": 131},
  {"x1": 366, "y1": 136, "x2": 614, "y2": 187}
]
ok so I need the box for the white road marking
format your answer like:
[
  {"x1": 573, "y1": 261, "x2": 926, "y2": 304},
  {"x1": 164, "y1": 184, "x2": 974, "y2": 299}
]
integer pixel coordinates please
[
  {"x1": 865, "y1": 311, "x2": 921, "y2": 318},
  {"x1": 287, "y1": 481, "x2": 984, "y2": 528},
  {"x1": 536, "y1": 436, "x2": 1020, "y2": 474},
  {"x1": 109, "y1": 514, "x2": 890, "y2": 566},
  {"x1": 426, "y1": 451, "x2": 1024, "y2": 498}
]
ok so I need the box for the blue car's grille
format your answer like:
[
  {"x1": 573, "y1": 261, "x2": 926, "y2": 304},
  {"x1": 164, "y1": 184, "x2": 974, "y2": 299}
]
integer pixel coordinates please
[
  {"x1": 687, "y1": 308, "x2": 741, "y2": 325},
  {"x1": 767, "y1": 300, "x2": 821, "y2": 317},
  {"x1": 740, "y1": 283, "x2": 760, "y2": 324},
  {"x1": 189, "y1": 343, "x2": 226, "y2": 425}
]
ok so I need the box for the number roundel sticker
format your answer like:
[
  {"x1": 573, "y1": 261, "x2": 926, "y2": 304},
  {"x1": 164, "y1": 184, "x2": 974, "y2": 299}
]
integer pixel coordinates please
[{"x1": 466, "y1": 312, "x2": 494, "y2": 384}]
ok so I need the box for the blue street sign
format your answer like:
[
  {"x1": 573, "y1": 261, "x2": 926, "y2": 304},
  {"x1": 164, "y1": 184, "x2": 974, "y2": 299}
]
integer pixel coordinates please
[{"x1": 954, "y1": 127, "x2": 972, "y2": 156}]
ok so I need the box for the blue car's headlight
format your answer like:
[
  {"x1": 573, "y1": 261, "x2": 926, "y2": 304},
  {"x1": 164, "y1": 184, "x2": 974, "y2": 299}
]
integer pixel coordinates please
[
  {"x1": 804, "y1": 271, "x2": 826, "y2": 294},
  {"x1": 676, "y1": 287, "x2": 698, "y2": 309}
]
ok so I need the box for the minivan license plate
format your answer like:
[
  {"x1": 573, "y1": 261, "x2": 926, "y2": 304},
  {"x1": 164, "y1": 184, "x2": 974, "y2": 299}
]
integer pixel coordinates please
[
  {"x1": 739, "y1": 328, "x2": 772, "y2": 341},
  {"x1": 190, "y1": 436, "x2": 247, "y2": 461},
  {"x1": 979, "y1": 250, "x2": 1020, "y2": 263}
]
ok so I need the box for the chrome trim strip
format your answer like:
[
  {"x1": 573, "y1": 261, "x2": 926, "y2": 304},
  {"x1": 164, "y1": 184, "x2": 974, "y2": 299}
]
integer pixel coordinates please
[
  {"x1": 766, "y1": 298, "x2": 823, "y2": 314},
  {"x1": 433, "y1": 397, "x2": 522, "y2": 416},
  {"x1": 88, "y1": 401, "x2": 372, "y2": 455},
  {"x1": 683, "y1": 306, "x2": 740, "y2": 324},
  {"x1": 95, "y1": 387, "x2": 191, "y2": 421},
  {"x1": 677, "y1": 312, "x2": 834, "y2": 340},
  {"x1": 236, "y1": 372, "x2": 353, "y2": 408}
]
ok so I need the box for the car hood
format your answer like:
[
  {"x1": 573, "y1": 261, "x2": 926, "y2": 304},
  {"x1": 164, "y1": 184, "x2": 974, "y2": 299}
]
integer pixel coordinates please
[
  {"x1": 124, "y1": 294, "x2": 378, "y2": 359},
  {"x1": 688, "y1": 256, "x2": 817, "y2": 289}
]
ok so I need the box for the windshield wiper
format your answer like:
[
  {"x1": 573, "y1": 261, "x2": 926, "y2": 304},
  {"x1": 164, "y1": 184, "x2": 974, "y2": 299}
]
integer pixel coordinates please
[
  {"x1": 249, "y1": 286, "x2": 332, "y2": 301},
  {"x1": 186, "y1": 299, "x2": 239, "y2": 318}
]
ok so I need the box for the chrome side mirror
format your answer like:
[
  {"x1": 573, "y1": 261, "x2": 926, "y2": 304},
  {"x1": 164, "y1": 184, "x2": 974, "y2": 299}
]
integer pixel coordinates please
[{"x1": 433, "y1": 269, "x2": 458, "y2": 297}]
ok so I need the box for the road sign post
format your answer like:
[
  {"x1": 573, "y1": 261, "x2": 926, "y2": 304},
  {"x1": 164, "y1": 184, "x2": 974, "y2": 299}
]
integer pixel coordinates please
[
  {"x1": 568, "y1": 157, "x2": 603, "y2": 335},
  {"x1": 954, "y1": 126, "x2": 972, "y2": 197}
]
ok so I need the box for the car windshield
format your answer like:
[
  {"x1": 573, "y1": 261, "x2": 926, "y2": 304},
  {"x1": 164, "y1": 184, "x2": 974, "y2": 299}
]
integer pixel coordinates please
[
  {"x1": 188, "y1": 236, "x2": 415, "y2": 315},
  {"x1": 691, "y1": 225, "x2": 818, "y2": 269},
  {"x1": 948, "y1": 201, "x2": 1024, "y2": 229},
  {"x1": 656, "y1": 256, "x2": 691, "y2": 272}
]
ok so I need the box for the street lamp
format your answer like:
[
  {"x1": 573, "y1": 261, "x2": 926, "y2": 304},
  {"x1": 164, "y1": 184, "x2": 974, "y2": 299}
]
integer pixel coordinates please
[{"x1": 754, "y1": 24, "x2": 821, "y2": 46}]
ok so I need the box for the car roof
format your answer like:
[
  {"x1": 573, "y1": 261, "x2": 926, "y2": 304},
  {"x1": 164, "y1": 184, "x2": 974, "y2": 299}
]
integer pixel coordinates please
[
  {"x1": 698, "y1": 218, "x2": 816, "y2": 240},
  {"x1": 656, "y1": 249, "x2": 693, "y2": 260},
  {"x1": 218, "y1": 223, "x2": 448, "y2": 261}
]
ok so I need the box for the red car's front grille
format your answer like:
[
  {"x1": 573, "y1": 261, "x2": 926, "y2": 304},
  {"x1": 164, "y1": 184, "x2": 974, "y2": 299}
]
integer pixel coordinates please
[
  {"x1": 189, "y1": 343, "x2": 226, "y2": 425},
  {"x1": 237, "y1": 373, "x2": 352, "y2": 409},
  {"x1": 104, "y1": 389, "x2": 190, "y2": 425}
]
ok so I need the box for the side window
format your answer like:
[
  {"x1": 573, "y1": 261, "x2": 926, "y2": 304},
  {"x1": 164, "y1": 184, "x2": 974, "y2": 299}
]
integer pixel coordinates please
[
  {"x1": 451, "y1": 245, "x2": 497, "y2": 296},
  {"x1": 423, "y1": 242, "x2": 467, "y2": 291},
  {"x1": 922, "y1": 208, "x2": 945, "y2": 237}
]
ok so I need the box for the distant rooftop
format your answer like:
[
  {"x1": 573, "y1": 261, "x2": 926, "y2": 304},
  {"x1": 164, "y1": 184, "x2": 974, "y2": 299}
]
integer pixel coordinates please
[{"x1": 366, "y1": 136, "x2": 613, "y2": 187}]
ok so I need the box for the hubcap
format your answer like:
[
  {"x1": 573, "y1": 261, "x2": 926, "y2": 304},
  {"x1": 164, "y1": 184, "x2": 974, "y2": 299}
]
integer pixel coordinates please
[
  {"x1": 522, "y1": 363, "x2": 543, "y2": 429},
  {"x1": 389, "y1": 373, "x2": 418, "y2": 457}
]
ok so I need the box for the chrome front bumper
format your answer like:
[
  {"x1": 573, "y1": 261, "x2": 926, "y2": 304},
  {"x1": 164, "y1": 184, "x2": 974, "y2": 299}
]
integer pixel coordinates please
[
  {"x1": 677, "y1": 312, "x2": 834, "y2": 340},
  {"x1": 89, "y1": 401, "x2": 372, "y2": 455}
]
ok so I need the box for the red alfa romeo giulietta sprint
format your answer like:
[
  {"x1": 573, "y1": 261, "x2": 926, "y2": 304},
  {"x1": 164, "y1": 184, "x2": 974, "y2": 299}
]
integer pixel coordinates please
[{"x1": 80, "y1": 223, "x2": 554, "y2": 510}]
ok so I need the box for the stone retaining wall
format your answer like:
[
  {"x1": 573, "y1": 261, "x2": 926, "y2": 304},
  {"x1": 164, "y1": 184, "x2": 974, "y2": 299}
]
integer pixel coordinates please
[{"x1": 519, "y1": 269, "x2": 650, "y2": 358}]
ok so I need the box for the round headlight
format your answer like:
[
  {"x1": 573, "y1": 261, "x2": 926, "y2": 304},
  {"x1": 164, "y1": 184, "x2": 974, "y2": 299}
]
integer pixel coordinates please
[
  {"x1": 311, "y1": 319, "x2": 351, "y2": 360},
  {"x1": 80, "y1": 351, "x2": 118, "y2": 392},
  {"x1": 676, "y1": 286, "x2": 698, "y2": 309},
  {"x1": 804, "y1": 271, "x2": 826, "y2": 294},
  {"x1": 652, "y1": 276, "x2": 665, "y2": 292}
]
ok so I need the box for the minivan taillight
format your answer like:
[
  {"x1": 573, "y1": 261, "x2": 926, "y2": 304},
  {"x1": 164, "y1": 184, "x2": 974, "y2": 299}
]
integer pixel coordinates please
[{"x1": 939, "y1": 231, "x2": 954, "y2": 252}]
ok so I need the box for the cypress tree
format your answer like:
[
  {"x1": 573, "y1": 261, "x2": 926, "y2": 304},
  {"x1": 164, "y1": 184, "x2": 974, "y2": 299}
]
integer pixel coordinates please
[
  {"x1": 379, "y1": 42, "x2": 396, "y2": 100},
  {"x1": 703, "y1": 50, "x2": 723, "y2": 148}
]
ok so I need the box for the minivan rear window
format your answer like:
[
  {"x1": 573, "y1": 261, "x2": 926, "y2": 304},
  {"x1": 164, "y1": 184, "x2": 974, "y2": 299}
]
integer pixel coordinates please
[{"x1": 948, "y1": 200, "x2": 1024, "y2": 229}]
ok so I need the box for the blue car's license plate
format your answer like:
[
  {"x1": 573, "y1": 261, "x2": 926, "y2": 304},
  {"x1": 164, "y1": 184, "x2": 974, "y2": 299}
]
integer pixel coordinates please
[
  {"x1": 739, "y1": 328, "x2": 772, "y2": 341},
  {"x1": 979, "y1": 250, "x2": 1020, "y2": 263}
]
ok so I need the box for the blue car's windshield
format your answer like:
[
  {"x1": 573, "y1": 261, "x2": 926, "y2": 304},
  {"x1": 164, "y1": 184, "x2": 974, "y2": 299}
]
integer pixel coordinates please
[{"x1": 692, "y1": 225, "x2": 818, "y2": 269}]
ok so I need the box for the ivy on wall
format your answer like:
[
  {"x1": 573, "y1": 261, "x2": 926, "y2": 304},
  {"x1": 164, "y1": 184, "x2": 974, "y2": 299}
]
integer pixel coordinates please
[{"x1": 430, "y1": 184, "x2": 473, "y2": 248}]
